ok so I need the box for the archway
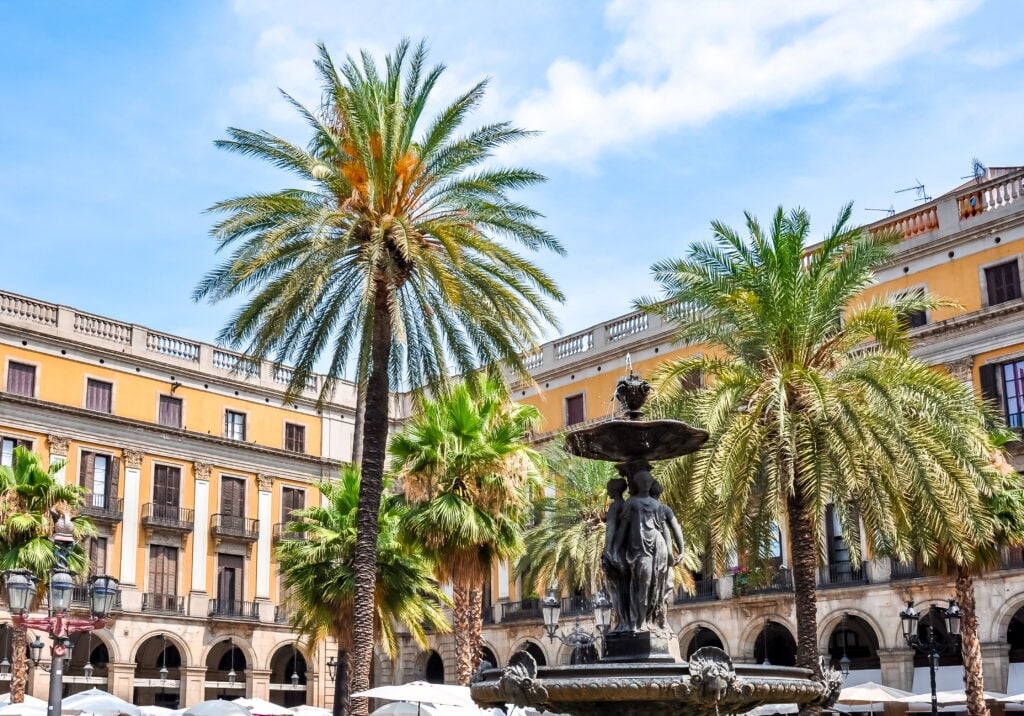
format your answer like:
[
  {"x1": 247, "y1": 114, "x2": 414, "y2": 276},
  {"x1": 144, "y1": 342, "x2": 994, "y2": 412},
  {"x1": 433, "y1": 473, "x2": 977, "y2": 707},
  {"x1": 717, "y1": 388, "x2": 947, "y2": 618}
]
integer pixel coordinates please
[
  {"x1": 686, "y1": 626, "x2": 724, "y2": 659},
  {"x1": 512, "y1": 641, "x2": 547, "y2": 667},
  {"x1": 910, "y1": 604, "x2": 964, "y2": 692},
  {"x1": 1009, "y1": 605, "x2": 1024, "y2": 663},
  {"x1": 268, "y1": 645, "x2": 307, "y2": 708},
  {"x1": 64, "y1": 632, "x2": 110, "y2": 696},
  {"x1": 480, "y1": 646, "x2": 499, "y2": 669},
  {"x1": 0, "y1": 624, "x2": 12, "y2": 696},
  {"x1": 827, "y1": 615, "x2": 880, "y2": 683},
  {"x1": 753, "y1": 620, "x2": 796, "y2": 667},
  {"x1": 133, "y1": 635, "x2": 183, "y2": 708},
  {"x1": 424, "y1": 651, "x2": 444, "y2": 684},
  {"x1": 205, "y1": 639, "x2": 249, "y2": 700}
]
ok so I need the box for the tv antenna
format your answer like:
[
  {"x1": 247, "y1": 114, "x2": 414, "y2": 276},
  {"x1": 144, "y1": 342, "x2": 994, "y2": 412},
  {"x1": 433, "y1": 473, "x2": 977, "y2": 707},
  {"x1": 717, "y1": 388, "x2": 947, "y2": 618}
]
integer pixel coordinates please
[
  {"x1": 896, "y1": 179, "x2": 931, "y2": 203},
  {"x1": 865, "y1": 205, "x2": 896, "y2": 216},
  {"x1": 962, "y1": 157, "x2": 987, "y2": 184}
]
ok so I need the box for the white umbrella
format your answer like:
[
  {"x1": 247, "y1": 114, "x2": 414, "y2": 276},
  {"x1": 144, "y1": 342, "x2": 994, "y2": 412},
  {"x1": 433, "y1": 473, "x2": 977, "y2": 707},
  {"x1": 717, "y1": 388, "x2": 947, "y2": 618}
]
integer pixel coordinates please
[
  {"x1": 232, "y1": 698, "x2": 293, "y2": 716},
  {"x1": 1002, "y1": 694, "x2": 1024, "y2": 703},
  {"x1": 353, "y1": 682, "x2": 476, "y2": 709},
  {"x1": 839, "y1": 682, "x2": 914, "y2": 705},
  {"x1": 0, "y1": 704, "x2": 46, "y2": 716},
  {"x1": 62, "y1": 688, "x2": 141, "y2": 716},
  {"x1": 0, "y1": 696, "x2": 46, "y2": 708},
  {"x1": 899, "y1": 690, "x2": 1006, "y2": 706},
  {"x1": 138, "y1": 708, "x2": 176, "y2": 716},
  {"x1": 183, "y1": 701, "x2": 250, "y2": 716},
  {"x1": 290, "y1": 708, "x2": 330, "y2": 716},
  {"x1": 370, "y1": 705, "x2": 445, "y2": 716}
]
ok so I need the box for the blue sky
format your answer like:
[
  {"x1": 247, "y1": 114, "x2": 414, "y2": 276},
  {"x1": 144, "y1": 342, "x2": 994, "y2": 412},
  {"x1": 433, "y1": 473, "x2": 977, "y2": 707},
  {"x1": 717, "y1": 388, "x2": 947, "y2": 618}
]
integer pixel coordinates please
[{"x1": 3, "y1": 0, "x2": 1024, "y2": 362}]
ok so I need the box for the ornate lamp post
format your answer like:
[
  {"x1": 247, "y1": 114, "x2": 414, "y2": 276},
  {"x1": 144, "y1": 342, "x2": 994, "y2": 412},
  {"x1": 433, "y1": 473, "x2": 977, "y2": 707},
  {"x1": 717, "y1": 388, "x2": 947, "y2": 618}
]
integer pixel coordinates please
[
  {"x1": 838, "y1": 612, "x2": 852, "y2": 678},
  {"x1": 541, "y1": 589, "x2": 612, "y2": 664},
  {"x1": 899, "y1": 599, "x2": 962, "y2": 716},
  {"x1": 327, "y1": 652, "x2": 347, "y2": 716}
]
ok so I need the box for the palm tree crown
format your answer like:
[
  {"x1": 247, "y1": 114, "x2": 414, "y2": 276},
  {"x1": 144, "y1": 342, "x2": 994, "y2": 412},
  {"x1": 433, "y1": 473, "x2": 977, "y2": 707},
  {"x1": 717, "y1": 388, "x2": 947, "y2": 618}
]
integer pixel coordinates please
[{"x1": 639, "y1": 205, "x2": 1000, "y2": 696}]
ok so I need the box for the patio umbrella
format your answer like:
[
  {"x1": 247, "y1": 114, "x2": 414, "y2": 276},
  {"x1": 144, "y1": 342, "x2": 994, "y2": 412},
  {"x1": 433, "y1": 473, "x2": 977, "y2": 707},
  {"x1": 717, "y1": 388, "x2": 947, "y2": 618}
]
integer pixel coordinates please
[
  {"x1": 353, "y1": 682, "x2": 476, "y2": 709},
  {"x1": 290, "y1": 708, "x2": 330, "y2": 716},
  {"x1": 369, "y1": 705, "x2": 445, "y2": 716},
  {"x1": 1002, "y1": 694, "x2": 1024, "y2": 703},
  {"x1": 183, "y1": 701, "x2": 251, "y2": 716},
  {"x1": 0, "y1": 703, "x2": 46, "y2": 716},
  {"x1": 62, "y1": 688, "x2": 141, "y2": 716},
  {"x1": 839, "y1": 681, "x2": 914, "y2": 708},
  {"x1": 138, "y1": 708, "x2": 177, "y2": 716},
  {"x1": 899, "y1": 690, "x2": 1006, "y2": 707},
  {"x1": 0, "y1": 696, "x2": 46, "y2": 708},
  {"x1": 232, "y1": 698, "x2": 293, "y2": 716}
]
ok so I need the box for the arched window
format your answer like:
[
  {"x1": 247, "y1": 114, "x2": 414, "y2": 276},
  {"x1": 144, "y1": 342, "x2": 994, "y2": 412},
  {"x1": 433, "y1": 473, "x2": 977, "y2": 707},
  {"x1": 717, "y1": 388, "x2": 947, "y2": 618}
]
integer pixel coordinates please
[
  {"x1": 268, "y1": 645, "x2": 307, "y2": 708},
  {"x1": 914, "y1": 607, "x2": 963, "y2": 668},
  {"x1": 828, "y1": 615, "x2": 880, "y2": 671},
  {"x1": 753, "y1": 621, "x2": 797, "y2": 667},
  {"x1": 686, "y1": 627, "x2": 725, "y2": 659}
]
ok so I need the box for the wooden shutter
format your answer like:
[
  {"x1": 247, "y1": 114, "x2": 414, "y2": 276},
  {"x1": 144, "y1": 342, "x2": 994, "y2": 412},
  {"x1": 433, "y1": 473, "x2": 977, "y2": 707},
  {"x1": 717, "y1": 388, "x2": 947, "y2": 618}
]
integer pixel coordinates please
[
  {"x1": 282, "y1": 487, "x2": 304, "y2": 519},
  {"x1": 149, "y1": 546, "x2": 178, "y2": 596},
  {"x1": 221, "y1": 477, "x2": 245, "y2": 516},
  {"x1": 565, "y1": 394, "x2": 585, "y2": 426},
  {"x1": 86, "y1": 380, "x2": 112, "y2": 412},
  {"x1": 217, "y1": 554, "x2": 243, "y2": 603},
  {"x1": 980, "y1": 363, "x2": 1001, "y2": 408},
  {"x1": 108, "y1": 456, "x2": 120, "y2": 505},
  {"x1": 6, "y1": 362, "x2": 35, "y2": 397},
  {"x1": 89, "y1": 538, "x2": 108, "y2": 576},
  {"x1": 80, "y1": 451, "x2": 95, "y2": 488},
  {"x1": 159, "y1": 396, "x2": 182, "y2": 428}
]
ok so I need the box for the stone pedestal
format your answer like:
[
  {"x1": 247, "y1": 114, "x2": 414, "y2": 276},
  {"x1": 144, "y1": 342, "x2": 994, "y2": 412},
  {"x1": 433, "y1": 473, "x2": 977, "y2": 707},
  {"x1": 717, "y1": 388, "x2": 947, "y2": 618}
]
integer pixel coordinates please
[{"x1": 603, "y1": 631, "x2": 676, "y2": 663}]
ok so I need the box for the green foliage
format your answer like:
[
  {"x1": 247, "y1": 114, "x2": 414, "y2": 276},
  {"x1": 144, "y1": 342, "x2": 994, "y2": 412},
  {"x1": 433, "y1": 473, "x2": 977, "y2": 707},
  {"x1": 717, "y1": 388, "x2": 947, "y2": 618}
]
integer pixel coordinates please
[
  {"x1": 275, "y1": 465, "x2": 449, "y2": 659},
  {"x1": 194, "y1": 39, "x2": 564, "y2": 401}
]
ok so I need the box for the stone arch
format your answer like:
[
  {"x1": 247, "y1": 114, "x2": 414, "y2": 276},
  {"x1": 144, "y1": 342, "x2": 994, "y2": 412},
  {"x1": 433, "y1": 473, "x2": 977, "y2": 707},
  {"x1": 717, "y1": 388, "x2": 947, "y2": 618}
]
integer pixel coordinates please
[
  {"x1": 748, "y1": 619, "x2": 797, "y2": 667},
  {"x1": 993, "y1": 591, "x2": 1024, "y2": 645},
  {"x1": 268, "y1": 643, "x2": 308, "y2": 708},
  {"x1": 263, "y1": 639, "x2": 313, "y2": 672},
  {"x1": 479, "y1": 642, "x2": 500, "y2": 669},
  {"x1": 200, "y1": 634, "x2": 256, "y2": 671},
  {"x1": 823, "y1": 613, "x2": 881, "y2": 671},
  {"x1": 680, "y1": 624, "x2": 727, "y2": 660},
  {"x1": 510, "y1": 640, "x2": 548, "y2": 667},
  {"x1": 818, "y1": 609, "x2": 889, "y2": 651},
  {"x1": 203, "y1": 637, "x2": 253, "y2": 700},
  {"x1": 133, "y1": 634, "x2": 186, "y2": 708},
  {"x1": 738, "y1": 615, "x2": 796, "y2": 663},
  {"x1": 424, "y1": 651, "x2": 445, "y2": 684},
  {"x1": 130, "y1": 630, "x2": 192, "y2": 667}
]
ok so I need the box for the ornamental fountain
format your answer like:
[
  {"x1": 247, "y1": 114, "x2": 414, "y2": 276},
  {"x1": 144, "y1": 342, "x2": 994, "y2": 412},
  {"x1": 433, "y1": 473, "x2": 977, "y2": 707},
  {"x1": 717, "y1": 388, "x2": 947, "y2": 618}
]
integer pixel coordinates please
[{"x1": 470, "y1": 373, "x2": 844, "y2": 716}]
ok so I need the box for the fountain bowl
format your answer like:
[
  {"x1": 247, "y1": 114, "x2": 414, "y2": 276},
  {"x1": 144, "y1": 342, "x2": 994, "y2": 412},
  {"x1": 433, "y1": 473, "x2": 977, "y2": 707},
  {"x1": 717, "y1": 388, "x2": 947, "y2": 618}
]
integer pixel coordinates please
[{"x1": 565, "y1": 419, "x2": 709, "y2": 463}]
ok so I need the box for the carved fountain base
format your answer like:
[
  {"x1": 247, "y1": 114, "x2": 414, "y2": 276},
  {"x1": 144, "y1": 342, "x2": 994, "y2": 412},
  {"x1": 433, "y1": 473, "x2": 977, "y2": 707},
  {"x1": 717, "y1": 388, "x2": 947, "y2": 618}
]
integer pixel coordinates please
[
  {"x1": 602, "y1": 630, "x2": 676, "y2": 663},
  {"x1": 470, "y1": 648, "x2": 842, "y2": 716}
]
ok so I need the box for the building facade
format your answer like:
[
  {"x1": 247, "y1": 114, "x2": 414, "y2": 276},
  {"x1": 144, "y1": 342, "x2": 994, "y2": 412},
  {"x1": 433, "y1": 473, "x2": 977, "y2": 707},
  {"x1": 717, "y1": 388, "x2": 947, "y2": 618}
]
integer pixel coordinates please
[{"x1": 4, "y1": 166, "x2": 1024, "y2": 701}]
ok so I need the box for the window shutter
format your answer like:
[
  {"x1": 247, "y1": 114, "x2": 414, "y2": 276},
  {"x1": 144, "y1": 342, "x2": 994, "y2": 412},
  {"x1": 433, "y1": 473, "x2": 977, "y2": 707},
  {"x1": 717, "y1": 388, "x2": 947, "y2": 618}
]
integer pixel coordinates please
[
  {"x1": 108, "y1": 456, "x2": 120, "y2": 503},
  {"x1": 980, "y1": 363, "x2": 1000, "y2": 407},
  {"x1": 6, "y1": 362, "x2": 35, "y2": 397},
  {"x1": 80, "y1": 451, "x2": 95, "y2": 488}
]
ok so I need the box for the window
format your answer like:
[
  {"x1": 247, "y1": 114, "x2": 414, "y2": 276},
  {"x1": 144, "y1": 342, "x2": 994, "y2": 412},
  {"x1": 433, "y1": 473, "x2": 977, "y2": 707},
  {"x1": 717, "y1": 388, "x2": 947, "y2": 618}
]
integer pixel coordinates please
[
  {"x1": 565, "y1": 394, "x2": 585, "y2": 426},
  {"x1": 224, "y1": 410, "x2": 246, "y2": 440},
  {"x1": 6, "y1": 362, "x2": 35, "y2": 397},
  {"x1": 281, "y1": 486, "x2": 305, "y2": 521},
  {"x1": 986, "y1": 260, "x2": 1022, "y2": 306},
  {"x1": 220, "y1": 476, "x2": 246, "y2": 531},
  {"x1": 679, "y1": 368, "x2": 704, "y2": 392},
  {"x1": 149, "y1": 545, "x2": 179, "y2": 596},
  {"x1": 217, "y1": 553, "x2": 244, "y2": 603},
  {"x1": 1000, "y1": 359, "x2": 1024, "y2": 429},
  {"x1": 85, "y1": 379, "x2": 113, "y2": 413},
  {"x1": 1, "y1": 436, "x2": 32, "y2": 467},
  {"x1": 825, "y1": 505, "x2": 851, "y2": 565},
  {"x1": 153, "y1": 464, "x2": 182, "y2": 519},
  {"x1": 80, "y1": 451, "x2": 119, "y2": 510},
  {"x1": 158, "y1": 395, "x2": 183, "y2": 428},
  {"x1": 284, "y1": 423, "x2": 306, "y2": 453}
]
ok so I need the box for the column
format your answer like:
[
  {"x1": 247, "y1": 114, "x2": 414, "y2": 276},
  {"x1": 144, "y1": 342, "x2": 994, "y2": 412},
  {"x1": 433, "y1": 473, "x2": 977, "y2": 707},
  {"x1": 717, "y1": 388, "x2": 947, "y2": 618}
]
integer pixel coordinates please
[
  {"x1": 47, "y1": 435, "x2": 70, "y2": 485},
  {"x1": 248, "y1": 669, "x2": 271, "y2": 700},
  {"x1": 878, "y1": 647, "x2": 914, "y2": 691},
  {"x1": 106, "y1": 662, "x2": 135, "y2": 703},
  {"x1": 256, "y1": 474, "x2": 274, "y2": 600},
  {"x1": 982, "y1": 642, "x2": 1010, "y2": 692},
  {"x1": 497, "y1": 561, "x2": 510, "y2": 600},
  {"x1": 119, "y1": 449, "x2": 145, "y2": 588},
  {"x1": 183, "y1": 666, "x2": 207, "y2": 707},
  {"x1": 190, "y1": 462, "x2": 211, "y2": 614}
]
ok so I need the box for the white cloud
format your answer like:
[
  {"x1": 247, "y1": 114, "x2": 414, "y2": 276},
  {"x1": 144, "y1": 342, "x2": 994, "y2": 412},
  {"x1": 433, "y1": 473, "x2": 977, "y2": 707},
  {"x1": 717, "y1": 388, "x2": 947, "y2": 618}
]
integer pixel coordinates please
[{"x1": 512, "y1": 0, "x2": 979, "y2": 165}]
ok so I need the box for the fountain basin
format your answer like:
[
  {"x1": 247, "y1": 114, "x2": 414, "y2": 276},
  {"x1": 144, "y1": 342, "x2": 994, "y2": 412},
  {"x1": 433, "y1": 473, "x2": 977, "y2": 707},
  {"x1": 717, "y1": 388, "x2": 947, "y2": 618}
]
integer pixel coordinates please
[{"x1": 564, "y1": 419, "x2": 709, "y2": 463}]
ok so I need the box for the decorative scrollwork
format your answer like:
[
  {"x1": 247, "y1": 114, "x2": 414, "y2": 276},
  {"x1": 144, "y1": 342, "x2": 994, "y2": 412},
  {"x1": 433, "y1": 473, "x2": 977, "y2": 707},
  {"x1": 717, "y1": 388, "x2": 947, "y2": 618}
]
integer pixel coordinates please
[
  {"x1": 498, "y1": 652, "x2": 549, "y2": 708},
  {"x1": 688, "y1": 646, "x2": 738, "y2": 705}
]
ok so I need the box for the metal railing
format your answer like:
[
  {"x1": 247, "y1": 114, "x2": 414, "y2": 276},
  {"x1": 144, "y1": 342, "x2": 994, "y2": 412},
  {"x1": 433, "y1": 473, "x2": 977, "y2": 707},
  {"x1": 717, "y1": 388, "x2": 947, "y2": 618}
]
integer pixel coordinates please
[
  {"x1": 500, "y1": 598, "x2": 543, "y2": 622},
  {"x1": 736, "y1": 567, "x2": 793, "y2": 596},
  {"x1": 208, "y1": 599, "x2": 260, "y2": 620},
  {"x1": 210, "y1": 514, "x2": 259, "y2": 541},
  {"x1": 142, "y1": 593, "x2": 185, "y2": 614},
  {"x1": 273, "y1": 521, "x2": 307, "y2": 541},
  {"x1": 482, "y1": 605, "x2": 495, "y2": 625},
  {"x1": 274, "y1": 605, "x2": 292, "y2": 624},
  {"x1": 675, "y1": 578, "x2": 718, "y2": 604},
  {"x1": 141, "y1": 503, "x2": 194, "y2": 531},
  {"x1": 71, "y1": 585, "x2": 121, "y2": 610},
  {"x1": 560, "y1": 595, "x2": 594, "y2": 617},
  {"x1": 80, "y1": 495, "x2": 123, "y2": 522},
  {"x1": 890, "y1": 558, "x2": 926, "y2": 580},
  {"x1": 1002, "y1": 545, "x2": 1024, "y2": 570},
  {"x1": 818, "y1": 562, "x2": 868, "y2": 589}
]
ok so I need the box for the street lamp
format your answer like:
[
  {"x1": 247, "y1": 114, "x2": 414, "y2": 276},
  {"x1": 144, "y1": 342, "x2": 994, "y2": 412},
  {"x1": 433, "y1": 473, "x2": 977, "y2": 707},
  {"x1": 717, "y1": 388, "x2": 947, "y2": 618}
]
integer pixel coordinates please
[
  {"x1": 290, "y1": 644, "x2": 300, "y2": 687},
  {"x1": 327, "y1": 651, "x2": 348, "y2": 716},
  {"x1": 2, "y1": 520, "x2": 120, "y2": 716},
  {"x1": 900, "y1": 599, "x2": 962, "y2": 716},
  {"x1": 541, "y1": 589, "x2": 612, "y2": 664},
  {"x1": 227, "y1": 640, "x2": 237, "y2": 685}
]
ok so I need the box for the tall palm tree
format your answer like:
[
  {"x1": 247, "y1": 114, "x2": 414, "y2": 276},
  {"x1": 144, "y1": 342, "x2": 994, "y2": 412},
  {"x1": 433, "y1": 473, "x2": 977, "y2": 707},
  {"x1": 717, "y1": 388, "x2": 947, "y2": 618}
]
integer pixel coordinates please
[
  {"x1": 276, "y1": 465, "x2": 449, "y2": 713},
  {"x1": 0, "y1": 446, "x2": 93, "y2": 703},
  {"x1": 639, "y1": 205, "x2": 1000, "y2": 714},
  {"x1": 389, "y1": 375, "x2": 542, "y2": 685},
  {"x1": 516, "y1": 446, "x2": 619, "y2": 597},
  {"x1": 194, "y1": 41, "x2": 563, "y2": 707}
]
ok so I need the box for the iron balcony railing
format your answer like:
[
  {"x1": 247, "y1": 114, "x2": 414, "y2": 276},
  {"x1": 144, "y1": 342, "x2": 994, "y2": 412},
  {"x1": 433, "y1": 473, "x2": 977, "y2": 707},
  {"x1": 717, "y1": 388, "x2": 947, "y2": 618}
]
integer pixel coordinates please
[
  {"x1": 71, "y1": 585, "x2": 122, "y2": 610},
  {"x1": 500, "y1": 598, "x2": 543, "y2": 622},
  {"x1": 274, "y1": 605, "x2": 292, "y2": 624},
  {"x1": 273, "y1": 521, "x2": 307, "y2": 541},
  {"x1": 482, "y1": 605, "x2": 495, "y2": 625},
  {"x1": 208, "y1": 599, "x2": 260, "y2": 620},
  {"x1": 142, "y1": 592, "x2": 185, "y2": 614},
  {"x1": 80, "y1": 495, "x2": 123, "y2": 522},
  {"x1": 890, "y1": 557, "x2": 926, "y2": 580},
  {"x1": 736, "y1": 567, "x2": 794, "y2": 596},
  {"x1": 1002, "y1": 545, "x2": 1024, "y2": 570},
  {"x1": 210, "y1": 514, "x2": 259, "y2": 541},
  {"x1": 141, "y1": 502, "x2": 194, "y2": 532},
  {"x1": 560, "y1": 595, "x2": 594, "y2": 617},
  {"x1": 818, "y1": 562, "x2": 869, "y2": 589},
  {"x1": 675, "y1": 577, "x2": 719, "y2": 604}
]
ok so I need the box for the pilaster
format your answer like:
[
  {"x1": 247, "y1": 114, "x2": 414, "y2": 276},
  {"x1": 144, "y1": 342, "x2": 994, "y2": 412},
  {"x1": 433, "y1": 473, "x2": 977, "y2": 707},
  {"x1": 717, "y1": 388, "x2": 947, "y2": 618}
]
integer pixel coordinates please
[
  {"x1": 191, "y1": 462, "x2": 211, "y2": 596},
  {"x1": 183, "y1": 666, "x2": 207, "y2": 707},
  {"x1": 248, "y1": 668, "x2": 271, "y2": 700},
  {"x1": 47, "y1": 434, "x2": 70, "y2": 485},
  {"x1": 107, "y1": 661, "x2": 136, "y2": 702},
  {"x1": 982, "y1": 641, "x2": 1010, "y2": 692},
  {"x1": 878, "y1": 647, "x2": 914, "y2": 691},
  {"x1": 256, "y1": 474, "x2": 274, "y2": 600},
  {"x1": 119, "y1": 448, "x2": 145, "y2": 587}
]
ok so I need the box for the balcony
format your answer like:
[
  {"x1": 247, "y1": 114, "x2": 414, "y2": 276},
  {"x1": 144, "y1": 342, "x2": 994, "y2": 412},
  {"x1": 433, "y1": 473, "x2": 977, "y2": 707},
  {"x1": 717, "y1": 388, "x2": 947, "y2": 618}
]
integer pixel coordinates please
[
  {"x1": 890, "y1": 558, "x2": 926, "y2": 580},
  {"x1": 208, "y1": 599, "x2": 260, "y2": 621},
  {"x1": 734, "y1": 567, "x2": 793, "y2": 597},
  {"x1": 71, "y1": 585, "x2": 122, "y2": 611},
  {"x1": 818, "y1": 562, "x2": 868, "y2": 589},
  {"x1": 80, "y1": 494, "x2": 123, "y2": 523},
  {"x1": 211, "y1": 514, "x2": 259, "y2": 542},
  {"x1": 674, "y1": 577, "x2": 718, "y2": 604},
  {"x1": 560, "y1": 595, "x2": 594, "y2": 617},
  {"x1": 482, "y1": 604, "x2": 495, "y2": 625},
  {"x1": 141, "y1": 503, "x2": 194, "y2": 533},
  {"x1": 500, "y1": 598, "x2": 543, "y2": 622},
  {"x1": 274, "y1": 605, "x2": 292, "y2": 624},
  {"x1": 142, "y1": 592, "x2": 185, "y2": 614},
  {"x1": 273, "y1": 521, "x2": 307, "y2": 542}
]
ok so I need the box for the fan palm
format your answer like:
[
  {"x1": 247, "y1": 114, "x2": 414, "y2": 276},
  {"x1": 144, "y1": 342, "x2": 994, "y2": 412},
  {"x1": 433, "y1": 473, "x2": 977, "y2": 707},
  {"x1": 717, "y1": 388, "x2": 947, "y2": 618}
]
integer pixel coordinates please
[
  {"x1": 194, "y1": 40, "x2": 563, "y2": 703},
  {"x1": 638, "y1": 205, "x2": 1000, "y2": 713},
  {"x1": 0, "y1": 446, "x2": 93, "y2": 703},
  {"x1": 389, "y1": 375, "x2": 542, "y2": 685},
  {"x1": 276, "y1": 465, "x2": 449, "y2": 712}
]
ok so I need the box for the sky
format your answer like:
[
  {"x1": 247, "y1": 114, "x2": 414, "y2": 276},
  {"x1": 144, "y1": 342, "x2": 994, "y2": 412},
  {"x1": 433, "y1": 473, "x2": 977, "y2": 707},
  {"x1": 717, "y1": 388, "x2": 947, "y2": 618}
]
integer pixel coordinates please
[{"x1": 3, "y1": 0, "x2": 1024, "y2": 361}]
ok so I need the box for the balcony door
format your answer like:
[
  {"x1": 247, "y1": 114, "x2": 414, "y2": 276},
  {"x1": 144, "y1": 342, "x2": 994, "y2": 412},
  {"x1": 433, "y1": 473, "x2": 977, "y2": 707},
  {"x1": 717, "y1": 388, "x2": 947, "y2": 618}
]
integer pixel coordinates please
[
  {"x1": 282, "y1": 486, "x2": 305, "y2": 522},
  {"x1": 149, "y1": 545, "x2": 179, "y2": 611},
  {"x1": 221, "y1": 476, "x2": 246, "y2": 531},
  {"x1": 153, "y1": 465, "x2": 181, "y2": 520},
  {"x1": 217, "y1": 553, "x2": 244, "y2": 610}
]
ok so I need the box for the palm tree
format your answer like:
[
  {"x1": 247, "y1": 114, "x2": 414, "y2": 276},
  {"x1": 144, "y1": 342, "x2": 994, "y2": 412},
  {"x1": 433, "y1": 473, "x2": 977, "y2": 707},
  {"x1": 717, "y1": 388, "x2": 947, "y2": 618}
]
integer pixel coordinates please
[
  {"x1": 0, "y1": 446, "x2": 93, "y2": 703},
  {"x1": 276, "y1": 465, "x2": 449, "y2": 713},
  {"x1": 516, "y1": 446, "x2": 619, "y2": 597},
  {"x1": 389, "y1": 375, "x2": 542, "y2": 685},
  {"x1": 194, "y1": 41, "x2": 562, "y2": 706},
  {"x1": 638, "y1": 205, "x2": 1000, "y2": 713}
]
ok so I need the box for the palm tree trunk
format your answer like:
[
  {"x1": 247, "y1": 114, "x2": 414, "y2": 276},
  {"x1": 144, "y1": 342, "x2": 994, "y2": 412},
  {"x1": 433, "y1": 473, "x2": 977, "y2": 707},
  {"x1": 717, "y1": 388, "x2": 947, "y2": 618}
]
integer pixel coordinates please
[
  {"x1": 10, "y1": 623, "x2": 27, "y2": 703},
  {"x1": 468, "y1": 585, "x2": 483, "y2": 678},
  {"x1": 788, "y1": 487, "x2": 822, "y2": 716},
  {"x1": 351, "y1": 381, "x2": 367, "y2": 465},
  {"x1": 452, "y1": 581, "x2": 474, "y2": 685},
  {"x1": 350, "y1": 281, "x2": 392, "y2": 716},
  {"x1": 956, "y1": 566, "x2": 990, "y2": 716}
]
